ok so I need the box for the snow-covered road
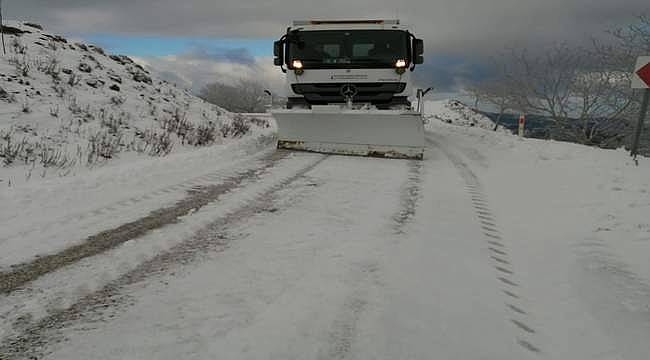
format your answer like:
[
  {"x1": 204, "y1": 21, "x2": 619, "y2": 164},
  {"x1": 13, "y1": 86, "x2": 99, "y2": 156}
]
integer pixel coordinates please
[{"x1": 2, "y1": 121, "x2": 650, "y2": 359}]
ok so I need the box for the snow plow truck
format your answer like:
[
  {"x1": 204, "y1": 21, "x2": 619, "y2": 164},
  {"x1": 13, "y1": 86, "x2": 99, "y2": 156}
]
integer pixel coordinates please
[{"x1": 272, "y1": 19, "x2": 426, "y2": 159}]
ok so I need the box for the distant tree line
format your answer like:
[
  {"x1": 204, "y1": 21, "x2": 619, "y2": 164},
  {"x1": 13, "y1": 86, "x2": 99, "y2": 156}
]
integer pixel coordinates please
[{"x1": 467, "y1": 16, "x2": 650, "y2": 150}]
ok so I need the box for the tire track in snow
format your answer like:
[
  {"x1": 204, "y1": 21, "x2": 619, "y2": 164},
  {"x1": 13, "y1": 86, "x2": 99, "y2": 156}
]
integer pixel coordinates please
[
  {"x1": 321, "y1": 159, "x2": 418, "y2": 359},
  {"x1": 0, "y1": 149, "x2": 286, "y2": 295},
  {"x1": 0, "y1": 137, "x2": 276, "y2": 253},
  {"x1": 392, "y1": 160, "x2": 423, "y2": 234},
  {"x1": 427, "y1": 136, "x2": 542, "y2": 355},
  {"x1": 0, "y1": 154, "x2": 330, "y2": 360},
  {"x1": 320, "y1": 260, "x2": 381, "y2": 360}
]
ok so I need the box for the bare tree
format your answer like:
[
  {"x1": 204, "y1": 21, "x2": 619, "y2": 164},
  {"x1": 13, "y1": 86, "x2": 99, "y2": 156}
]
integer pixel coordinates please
[
  {"x1": 467, "y1": 62, "x2": 519, "y2": 130},
  {"x1": 591, "y1": 17, "x2": 649, "y2": 112},
  {"x1": 470, "y1": 43, "x2": 633, "y2": 146},
  {"x1": 571, "y1": 57, "x2": 633, "y2": 146},
  {"x1": 506, "y1": 45, "x2": 581, "y2": 125},
  {"x1": 593, "y1": 15, "x2": 650, "y2": 149},
  {"x1": 465, "y1": 85, "x2": 481, "y2": 109},
  {"x1": 603, "y1": 15, "x2": 650, "y2": 66},
  {"x1": 199, "y1": 78, "x2": 267, "y2": 113}
]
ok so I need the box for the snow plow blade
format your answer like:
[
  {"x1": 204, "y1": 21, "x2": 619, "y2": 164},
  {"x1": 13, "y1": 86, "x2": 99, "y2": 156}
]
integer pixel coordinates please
[{"x1": 272, "y1": 106, "x2": 425, "y2": 159}]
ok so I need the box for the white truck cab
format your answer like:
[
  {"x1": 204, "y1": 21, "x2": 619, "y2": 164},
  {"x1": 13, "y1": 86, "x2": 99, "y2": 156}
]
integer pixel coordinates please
[{"x1": 273, "y1": 20, "x2": 424, "y2": 110}]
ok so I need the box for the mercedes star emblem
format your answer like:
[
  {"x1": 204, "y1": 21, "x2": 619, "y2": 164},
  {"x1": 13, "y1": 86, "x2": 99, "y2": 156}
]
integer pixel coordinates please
[{"x1": 340, "y1": 84, "x2": 358, "y2": 98}]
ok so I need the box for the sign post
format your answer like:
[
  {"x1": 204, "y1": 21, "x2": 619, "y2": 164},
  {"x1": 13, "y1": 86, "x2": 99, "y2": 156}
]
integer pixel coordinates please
[
  {"x1": 518, "y1": 114, "x2": 525, "y2": 137},
  {"x1": 630, "y1": 56, "x2": 650, "y2": 159}
]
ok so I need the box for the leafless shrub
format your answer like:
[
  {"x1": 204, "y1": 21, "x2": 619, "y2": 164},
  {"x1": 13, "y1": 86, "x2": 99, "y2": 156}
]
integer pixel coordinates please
[
  {"x1": 160, "y1": 108, "x2": 193, "y2": 139},
  {"x1": 220, "y1": 114, "x2": 251, "y2": 138},
  {"x1": 67, "y1": 72, "x2": 80, "y2": 87},
  {"x1": 68, "y1": 97, "x2": 82, "y2": 115},
  {"x1": 0, "y1": 130, "x2": 75, "y2": 171},
  {"x1": 0, "y1": 132, "x2": 27, "y2": 166},
  {"x1": 39, "y1": 147, "x2": 72, "y2": 169},
  {"x1": 10, "y1": 38, "x2": 27, "y2": 54},
  {"x1": 35, "y1": 55, "x2": 61, "y2": 82},
  {"x1": 49, "y1": 105, "x2": 60, "y2": 118},
  {"x1": 187, "y1": 121, "x2": 219, "y2": 146},
  {"x1": 110, "y1": 96, "x2": 125, "y2": 106},
  {"x1": 43, "y1": 56, "x2": 60, "y2": 74},
  {"x1": 18, "y1": 62, "x2": 30, "y2": 77},
  {"x1": 81, "y1": 105, "x2": 95, "y2": 122},
  {"x1": 21, "y1": 101, "x2": 31, "y2": 113},
  {"x1": 101, "y1": 112, "x2": 129, "y2": 135},
  {"x1": 248, "y1": 117, "x2": 270, "y2": 128},
  {"x1": 129, "y1": 137, "x2": 149, "y2": 154},
  {"x1": 86, "y1": 130, "x2": 123, "y2": 164},
  {"x1": 135, "y1": 129, "x2": 174, "y2": 156},
  {"x1": 25, "y1": 162, "x2": 36, "y2": 181},
  {"x1": 9, "y1": 55, "x2": 30, "y2": 77}
]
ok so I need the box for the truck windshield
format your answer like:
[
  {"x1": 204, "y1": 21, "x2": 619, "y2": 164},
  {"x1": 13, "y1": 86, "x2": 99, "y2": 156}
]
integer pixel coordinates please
[{"x1": 287, "y1": 30, "x2": 409, "y2": 69}]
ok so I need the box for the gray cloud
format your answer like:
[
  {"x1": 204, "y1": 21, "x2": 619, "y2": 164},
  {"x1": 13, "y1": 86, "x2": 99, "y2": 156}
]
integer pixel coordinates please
[
  {"x1": 7, "y1": 0, "x2": 648, "y2": 54},
  {"x1": 184, "y1": 46, "x2": 257, "y2": 65},
  {"x1": 135, "y1": 52, "x2": 285, "y2": 95},
  {"x1": 5, "y1": 1, "x2": 648, "y2": 92}
]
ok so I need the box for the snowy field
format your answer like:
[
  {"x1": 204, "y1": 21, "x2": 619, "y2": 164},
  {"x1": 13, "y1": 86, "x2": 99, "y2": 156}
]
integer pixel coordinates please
[{"x1": 1, "y1": 95, "x2": 649, "y2": 359}]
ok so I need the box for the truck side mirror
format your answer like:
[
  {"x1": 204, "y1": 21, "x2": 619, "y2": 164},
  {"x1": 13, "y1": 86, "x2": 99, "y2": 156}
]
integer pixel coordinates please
[
  {"x1": 413, "y1": 39, "x2": 424, "y2": 64},
  {"x1": 273, "y1": 40, "x2": 284, "y2": 66}
]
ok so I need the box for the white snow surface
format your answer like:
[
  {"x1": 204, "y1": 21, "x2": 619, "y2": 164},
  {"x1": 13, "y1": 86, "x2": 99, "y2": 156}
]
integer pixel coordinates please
[
  {"x1": 0, "y1": 93, "x2": 649, "y2": 359},
  {"x1": 0, "y1": 129, "x2": 274, "y2": 269}
]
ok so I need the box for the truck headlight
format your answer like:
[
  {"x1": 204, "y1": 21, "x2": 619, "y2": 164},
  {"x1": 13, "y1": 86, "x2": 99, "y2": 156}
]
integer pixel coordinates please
[
  {"x1": 395, "y1": 59, "x2": 407, "y2": 74},
  {"x1": 292, "y1": 60, "x2": 304, "y2": 75}
]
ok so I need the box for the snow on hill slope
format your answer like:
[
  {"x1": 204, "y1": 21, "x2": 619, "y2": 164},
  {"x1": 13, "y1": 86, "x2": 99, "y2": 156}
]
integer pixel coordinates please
[
  {"x1": 0, "y1": 21, "x2": 270, "y2": 186},
  {"x1": 425, "y1": 99, "x2": 509, "y2": 133}
]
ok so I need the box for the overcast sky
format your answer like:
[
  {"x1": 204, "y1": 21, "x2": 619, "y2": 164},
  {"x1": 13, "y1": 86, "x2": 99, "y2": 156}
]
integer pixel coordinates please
[{"x1": 5, "y1": 0, "x2": 648, "y2": 91}]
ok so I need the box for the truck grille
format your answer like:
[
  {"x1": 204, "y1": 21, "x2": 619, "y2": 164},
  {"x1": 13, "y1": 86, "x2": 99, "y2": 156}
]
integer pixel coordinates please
[{"x1": 291, "y1": 83, "x2": 406, "y2": 104}]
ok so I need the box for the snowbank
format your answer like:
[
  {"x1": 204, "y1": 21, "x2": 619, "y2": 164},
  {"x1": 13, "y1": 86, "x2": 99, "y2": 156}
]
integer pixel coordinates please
[{"x1": 424, "y1": 99, "x2": 510, "y2": 133}]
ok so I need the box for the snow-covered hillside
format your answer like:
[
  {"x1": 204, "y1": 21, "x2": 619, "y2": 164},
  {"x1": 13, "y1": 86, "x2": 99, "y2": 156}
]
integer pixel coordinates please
[
  {"x1": 0, "y1": 22, "x2": 270, "y2": 186},
  {"x1": 425, "y1": 99, "x2": 509, "y2": 133}
]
